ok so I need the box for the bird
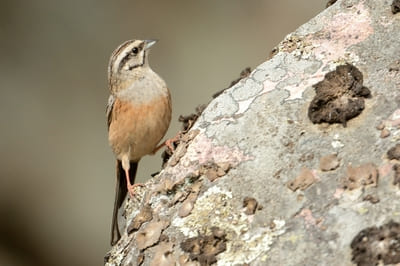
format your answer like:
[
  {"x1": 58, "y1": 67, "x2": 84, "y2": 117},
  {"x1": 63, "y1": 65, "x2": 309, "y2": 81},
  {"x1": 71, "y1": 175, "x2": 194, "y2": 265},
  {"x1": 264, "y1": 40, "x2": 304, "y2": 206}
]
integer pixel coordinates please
[{"x1": 106, "y1": 39, "x2": 171, "y2": 245}]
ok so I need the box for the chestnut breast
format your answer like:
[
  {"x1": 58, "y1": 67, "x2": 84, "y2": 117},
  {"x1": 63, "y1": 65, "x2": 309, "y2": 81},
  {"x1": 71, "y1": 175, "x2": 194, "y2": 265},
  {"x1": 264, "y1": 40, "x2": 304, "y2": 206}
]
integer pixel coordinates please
[{"x1": 108, "y1": 92, "x2": 171, "y2": 162}]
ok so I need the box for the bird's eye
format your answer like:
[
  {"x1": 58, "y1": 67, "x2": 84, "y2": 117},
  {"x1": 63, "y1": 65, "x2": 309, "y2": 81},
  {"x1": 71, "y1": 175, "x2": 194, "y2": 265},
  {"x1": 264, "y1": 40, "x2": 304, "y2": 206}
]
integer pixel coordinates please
[{"x1": 132, "y1": 47, "x2": 139, "y2": 55}]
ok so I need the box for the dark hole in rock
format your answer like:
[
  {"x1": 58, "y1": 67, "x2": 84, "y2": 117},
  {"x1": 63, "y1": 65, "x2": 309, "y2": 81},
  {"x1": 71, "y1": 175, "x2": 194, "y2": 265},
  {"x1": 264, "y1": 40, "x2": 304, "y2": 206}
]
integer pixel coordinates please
[
  {"x1": 326, "y1": 0, "x2": 337, "y2": 8},
  {"x1": 392, "y1": 0, "x2": 400, "y2": 14},
  {"x1": 308, "y1": 64, "x2": 371, "y2": 126},
  {"x1": 180, "y1": 227, "x2": 227, "y2": 266},
  {"x1": 388, "y1": 144, "x2": 400, "y2": 160},
  {"x1": 243, "y1": 197, "x2": 259, "y2": 215},
  {"x1": 351, "y1": 221, "x2": 400, "y2": 266},
  {"x1": 394, "y1": 165, "x2": 400, "y2": 187}
]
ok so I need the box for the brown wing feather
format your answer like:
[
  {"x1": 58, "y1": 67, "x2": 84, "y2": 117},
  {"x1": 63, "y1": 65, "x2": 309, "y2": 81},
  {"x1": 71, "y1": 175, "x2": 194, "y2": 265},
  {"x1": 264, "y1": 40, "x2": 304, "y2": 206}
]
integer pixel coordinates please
[{"x1": 106, "y1": 95, "x2": 115, "y2": 130}]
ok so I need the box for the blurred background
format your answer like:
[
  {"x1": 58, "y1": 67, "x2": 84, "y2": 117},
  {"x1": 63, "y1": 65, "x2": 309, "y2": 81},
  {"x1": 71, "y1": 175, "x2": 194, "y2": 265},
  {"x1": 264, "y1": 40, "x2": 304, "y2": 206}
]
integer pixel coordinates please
[{"x1": 0, "y1": 0, "x2": 325, "y2": 265}]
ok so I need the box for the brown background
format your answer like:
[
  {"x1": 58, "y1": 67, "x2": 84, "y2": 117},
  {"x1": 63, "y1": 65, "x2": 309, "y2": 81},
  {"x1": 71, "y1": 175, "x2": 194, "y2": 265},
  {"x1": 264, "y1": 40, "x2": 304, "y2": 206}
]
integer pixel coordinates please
[{"x1": 0, "y1": 1, "x2": 324, "y2": 265}]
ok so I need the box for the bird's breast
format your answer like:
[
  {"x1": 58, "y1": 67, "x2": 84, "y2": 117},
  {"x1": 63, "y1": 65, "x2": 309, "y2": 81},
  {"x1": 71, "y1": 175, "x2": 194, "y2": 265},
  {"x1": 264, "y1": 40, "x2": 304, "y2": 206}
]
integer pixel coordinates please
[{"x1": 108, "y1": 92, "x2": 171, "y2": 161}]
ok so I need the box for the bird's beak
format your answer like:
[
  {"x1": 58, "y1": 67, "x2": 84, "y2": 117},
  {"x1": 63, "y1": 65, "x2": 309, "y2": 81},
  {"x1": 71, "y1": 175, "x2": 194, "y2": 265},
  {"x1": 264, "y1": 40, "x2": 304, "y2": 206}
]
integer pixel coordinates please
[{"x1": 144, "y1": 39, "x2": 158, "y2": 50}]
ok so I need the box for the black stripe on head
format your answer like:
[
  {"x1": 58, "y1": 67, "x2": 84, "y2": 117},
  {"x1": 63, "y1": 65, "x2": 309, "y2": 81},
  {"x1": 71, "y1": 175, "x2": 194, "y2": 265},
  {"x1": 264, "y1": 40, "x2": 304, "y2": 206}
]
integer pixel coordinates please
[
  {"x1": 108, "y1": 40, "x2": 134, "y2": 77},
  {"x1": 118, "y1": 52, "x2": 131, "y2": 72},
  {"x1": 138, "y1": 41, "x2": 145, "y2": 51}
]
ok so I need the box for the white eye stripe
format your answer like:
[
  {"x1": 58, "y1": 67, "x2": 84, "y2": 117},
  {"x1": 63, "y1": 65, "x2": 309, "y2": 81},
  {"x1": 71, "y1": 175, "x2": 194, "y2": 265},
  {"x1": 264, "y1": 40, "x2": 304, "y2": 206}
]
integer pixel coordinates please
[
  {"x1": 109, "y1": 41, "x2": 133, "y2": 73},
  {"x1": 109, "y1": 40, "x2": 146, "y2": 74},
  {"x1": 114, "y1": 45, "x2": 136, "y2": 71}
]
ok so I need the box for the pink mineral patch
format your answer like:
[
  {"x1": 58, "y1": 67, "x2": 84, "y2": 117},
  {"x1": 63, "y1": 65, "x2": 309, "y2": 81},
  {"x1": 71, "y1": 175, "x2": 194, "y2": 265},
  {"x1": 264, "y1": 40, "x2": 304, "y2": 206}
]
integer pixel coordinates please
[
  {"x1": 384, "y1": 109, "x2": 400, "y2": 127},
  {"x1": 333, "y1": 188, "x2": 344, "y2": 199},
  {"x1": 262, "y1": 79, "x2": 280, "y2": 94},
  {"x1": 379, "y1": 163, "x2": 394, "y2": 178},
  {"x1": 283, "y1": 3, "x2": 373, "y2": 101},
  {"x1": 158, "y1": 132, "x2": 252, "y2": 187},
  {"x1": 311, "y1": 2, "x2": 373, "y2": 61},
  {"x1": 296, "y1": 208, "x2": 324, "y2": 228},
  {"x1": 187, "y1": 133, "x2": 252, "y2": 165}
]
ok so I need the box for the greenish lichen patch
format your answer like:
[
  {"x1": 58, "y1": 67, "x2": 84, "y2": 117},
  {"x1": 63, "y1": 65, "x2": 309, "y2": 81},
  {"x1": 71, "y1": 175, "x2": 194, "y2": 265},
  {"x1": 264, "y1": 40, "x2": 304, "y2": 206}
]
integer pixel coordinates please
[{"x1": 172, "y1": 186, "x2": 286, "y2": 264}]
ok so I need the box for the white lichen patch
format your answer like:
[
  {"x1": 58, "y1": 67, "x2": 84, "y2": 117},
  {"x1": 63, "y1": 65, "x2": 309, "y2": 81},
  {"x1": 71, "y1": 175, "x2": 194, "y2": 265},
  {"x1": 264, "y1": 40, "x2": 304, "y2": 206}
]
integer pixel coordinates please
[
  {"x1": 105, "y1": 252, "x2": 125, "y2": 266},
  {"x1": 231, "y1": 78, "x2": 263, "y2": 101},
  {"x1": 331, "y1": 133, "x2": 345, "y2": 149},
  {"x1": 333, "y1": 52, "x2": 361, "y2": 66},
  {"x1": 381, "y1": 109, "x2": 400, "y2": 142},
  {"x1": 218, "y1": 219, "x2": 286, "y2": 265},
  {"x1": 172, "y1": 186, "x2": 286, "y2": 264},
  {"x1": 172, "y1": 186, "x2": 236, "y2": 237},
  {"x1": 277, "y1": 33, "x2": 313, "y2": 59}
]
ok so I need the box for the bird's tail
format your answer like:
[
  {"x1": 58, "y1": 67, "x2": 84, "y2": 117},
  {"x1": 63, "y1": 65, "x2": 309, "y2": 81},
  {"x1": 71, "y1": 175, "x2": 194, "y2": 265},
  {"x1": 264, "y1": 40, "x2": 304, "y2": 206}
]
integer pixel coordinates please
[{"x1": 111, "y1": 160, "x2": 138, "y2": 245}]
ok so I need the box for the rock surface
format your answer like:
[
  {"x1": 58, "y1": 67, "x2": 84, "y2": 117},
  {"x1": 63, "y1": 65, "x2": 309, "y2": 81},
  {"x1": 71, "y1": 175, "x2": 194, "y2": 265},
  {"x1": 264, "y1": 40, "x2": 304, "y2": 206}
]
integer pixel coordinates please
[{"x1": 105, "y1": 0, "x2": 400, "y2": 265}]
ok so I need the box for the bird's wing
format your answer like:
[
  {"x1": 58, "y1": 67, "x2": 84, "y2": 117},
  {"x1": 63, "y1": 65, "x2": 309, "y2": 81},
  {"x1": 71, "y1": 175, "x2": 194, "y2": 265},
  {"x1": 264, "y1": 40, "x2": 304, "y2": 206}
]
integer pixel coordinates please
[{"x1": 106, "y1": 94, "x2": 115, "y2": 130}]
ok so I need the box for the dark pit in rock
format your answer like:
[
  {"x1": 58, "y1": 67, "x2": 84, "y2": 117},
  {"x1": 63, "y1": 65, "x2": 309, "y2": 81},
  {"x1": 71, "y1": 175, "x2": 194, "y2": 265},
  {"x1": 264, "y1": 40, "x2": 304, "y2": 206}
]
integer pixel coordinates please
[
  {"x1": 308, "y1": 64, "x2": 371, "y2": 126},
  {"x1": 351, "y1": 221, "x2": 400, "y2": 266}
]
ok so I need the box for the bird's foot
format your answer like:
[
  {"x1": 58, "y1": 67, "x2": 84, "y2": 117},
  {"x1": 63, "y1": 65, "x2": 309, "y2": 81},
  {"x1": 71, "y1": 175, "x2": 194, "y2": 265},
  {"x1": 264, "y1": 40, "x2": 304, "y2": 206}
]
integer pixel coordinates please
[
  {"x1": 128, "y1": 183, "x2": 144, "y2": 198},
  {"x1": 152, "y1": 134, "x2": 180, "y2": 154}
]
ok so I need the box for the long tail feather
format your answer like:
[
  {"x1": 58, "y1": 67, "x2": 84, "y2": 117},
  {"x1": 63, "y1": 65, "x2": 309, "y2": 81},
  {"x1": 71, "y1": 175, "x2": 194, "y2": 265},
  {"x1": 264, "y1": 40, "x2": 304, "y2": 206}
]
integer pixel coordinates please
[{"x1": 110, "y1": 160, "x2": 138, "y2": 245}]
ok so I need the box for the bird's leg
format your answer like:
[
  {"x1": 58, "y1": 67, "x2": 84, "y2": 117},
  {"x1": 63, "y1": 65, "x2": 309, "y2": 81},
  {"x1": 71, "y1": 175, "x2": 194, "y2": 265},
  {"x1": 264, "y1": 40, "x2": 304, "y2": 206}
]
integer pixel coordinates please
[
  {"x1": 152, "y1": 142, "x2": 166, "y2": 154},
  {"x1": 122, "y1": 157, "x2": 143, "y2": 198},
  {"x1": 124, "y1": 168, "x2": 143, "y2": 198},
  {"x1": 152, "y1": 133, "x2": 181, "y2": 154}
]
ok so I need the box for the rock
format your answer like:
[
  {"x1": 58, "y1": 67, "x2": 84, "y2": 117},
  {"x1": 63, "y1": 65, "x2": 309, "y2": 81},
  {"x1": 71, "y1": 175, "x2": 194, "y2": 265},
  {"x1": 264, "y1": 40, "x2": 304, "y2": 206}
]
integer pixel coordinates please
[{"x1": 105, "y1": 0, "x2": 400, "y2": 265}]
